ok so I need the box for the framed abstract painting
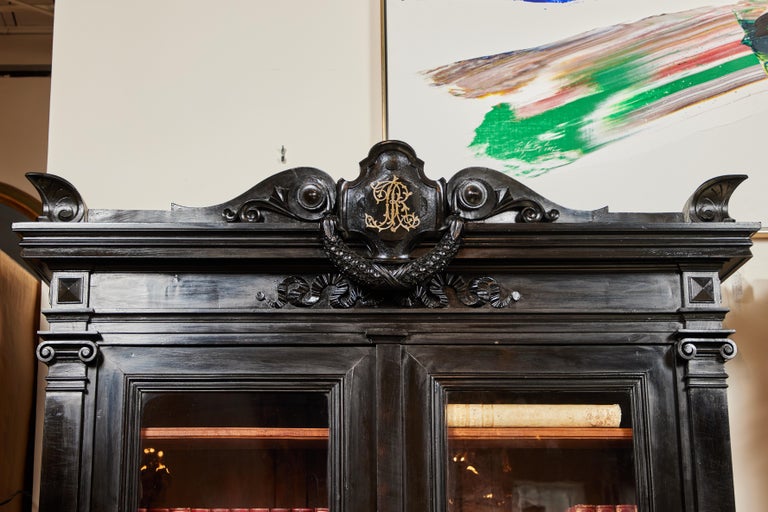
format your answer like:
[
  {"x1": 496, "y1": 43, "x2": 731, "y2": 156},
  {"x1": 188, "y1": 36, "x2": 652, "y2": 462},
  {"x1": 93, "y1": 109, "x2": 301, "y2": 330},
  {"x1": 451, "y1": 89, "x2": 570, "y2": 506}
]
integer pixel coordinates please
[{"x1": 385, "y1": 0, "x2": 768, "y2": 226}]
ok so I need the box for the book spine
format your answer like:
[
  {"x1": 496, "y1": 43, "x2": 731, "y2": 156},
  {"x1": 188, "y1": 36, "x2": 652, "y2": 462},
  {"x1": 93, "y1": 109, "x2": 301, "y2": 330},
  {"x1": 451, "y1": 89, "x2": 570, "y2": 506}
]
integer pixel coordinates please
[
  {"x1": 596, "y1": 506, "x2": 615, "y2": 512},
  {"x1": 615, "y1": 506, "x2": 637, "y2": 512},
  {"x1": 446, "y1": 403, "x2": 621, "y2": 427},
  {"x1": 566, "y1": 506, "x2": 597, "y2": 512},
  {"x1": 149, "y1": 508, "x2": 328, "y2": 512}
]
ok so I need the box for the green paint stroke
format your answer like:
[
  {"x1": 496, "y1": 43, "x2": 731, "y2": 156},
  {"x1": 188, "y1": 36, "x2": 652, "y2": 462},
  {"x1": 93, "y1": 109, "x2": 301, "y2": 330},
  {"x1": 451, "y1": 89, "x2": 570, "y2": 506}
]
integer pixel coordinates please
[{"x1": 470, "y1": 53, "x2": 763, "y2": 177}]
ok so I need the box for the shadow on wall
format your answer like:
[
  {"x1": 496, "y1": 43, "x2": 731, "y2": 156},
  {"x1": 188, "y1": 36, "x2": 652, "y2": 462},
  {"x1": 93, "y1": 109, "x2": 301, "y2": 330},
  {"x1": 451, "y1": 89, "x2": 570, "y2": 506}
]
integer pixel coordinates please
[{"x1": 722, "y1": 271, "x2": 768, "y2": 510}]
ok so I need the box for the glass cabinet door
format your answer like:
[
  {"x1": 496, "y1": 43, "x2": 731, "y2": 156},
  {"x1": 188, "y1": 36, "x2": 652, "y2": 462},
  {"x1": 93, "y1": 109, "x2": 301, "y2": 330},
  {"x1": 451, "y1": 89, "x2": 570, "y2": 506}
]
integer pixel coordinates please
[
  {"x1": 403, "y1": 344, "x2": 681, "y2": 512},
  {"x1": 138, "y1": 391, "x2": 330, "y2": 512},
  {"x1": 445, "y1": 392, "x2": 637, "y2": 512},
  {"x1": 89, "y1": 345, "x2": 374, "y2": 512}
]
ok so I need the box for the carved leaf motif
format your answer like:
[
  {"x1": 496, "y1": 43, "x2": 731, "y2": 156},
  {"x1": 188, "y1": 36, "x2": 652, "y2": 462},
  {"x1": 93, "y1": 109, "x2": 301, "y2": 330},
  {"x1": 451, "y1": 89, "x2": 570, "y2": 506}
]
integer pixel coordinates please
[
  {"x1": 270, "y1": 274, "x2": 363, "y2": 309},
  {"x1": 684, "y1": 175, "x2": 747, "y2": 223},
  {"x1": 493, "y1": 190, "x2": 560, "y2": 223},
  {"x1": 26, "y1": 173, "x2": 87, "y2": 222},
  {"x1": 265, "y1": 272, "x2": 521, "y2": 310},
  {"x1": 417, "y1": 274, "x2": 521, "y2": 309}
]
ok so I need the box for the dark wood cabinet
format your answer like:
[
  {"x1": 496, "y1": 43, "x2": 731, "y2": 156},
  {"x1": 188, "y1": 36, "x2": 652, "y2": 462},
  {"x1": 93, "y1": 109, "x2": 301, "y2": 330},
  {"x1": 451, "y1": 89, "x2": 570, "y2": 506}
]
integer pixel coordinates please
[{"x1": 15, "y1": 141, "x2": 759, "y2": 512}]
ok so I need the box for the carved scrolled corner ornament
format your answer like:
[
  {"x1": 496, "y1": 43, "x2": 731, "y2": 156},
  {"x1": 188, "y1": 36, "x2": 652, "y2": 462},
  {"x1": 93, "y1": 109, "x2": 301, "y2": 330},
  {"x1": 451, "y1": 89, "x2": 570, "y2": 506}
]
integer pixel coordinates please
[
  {"x1": 447, "y1": 171, "x2": 561, "y2": 223},
  {"x1": 683, "y1": 174, "x2": 747, "y2": 223},
  {"x1": 220, "y1": 168, "x2": 337, "y2": 223},
  {"x1": 26, "y1": 172, "x2": 87, "y2": 222}
]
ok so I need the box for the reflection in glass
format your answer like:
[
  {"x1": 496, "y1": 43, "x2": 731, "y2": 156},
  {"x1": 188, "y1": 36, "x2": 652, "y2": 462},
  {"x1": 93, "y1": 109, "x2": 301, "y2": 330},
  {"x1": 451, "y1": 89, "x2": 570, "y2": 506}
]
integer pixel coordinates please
[
  {"x1": 139, "y1": 392, "x2": 329, "y2": 511},
  {"x1": 446, "y1": 392, "x2": 636, "y2": 512}
]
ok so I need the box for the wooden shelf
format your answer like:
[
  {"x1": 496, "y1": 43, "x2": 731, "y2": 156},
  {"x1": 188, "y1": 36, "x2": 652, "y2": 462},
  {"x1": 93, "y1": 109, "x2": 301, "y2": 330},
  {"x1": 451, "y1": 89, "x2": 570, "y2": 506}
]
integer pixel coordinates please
[
  {"x1": 448, "y1": 427, "x2": 633, "y2": 448},
  {"x1": 142, "y1": 427, "x2": 329, "y2": 440},
  {"x1": 141, "y1": 427, "x2": 329, "y2": 450}
]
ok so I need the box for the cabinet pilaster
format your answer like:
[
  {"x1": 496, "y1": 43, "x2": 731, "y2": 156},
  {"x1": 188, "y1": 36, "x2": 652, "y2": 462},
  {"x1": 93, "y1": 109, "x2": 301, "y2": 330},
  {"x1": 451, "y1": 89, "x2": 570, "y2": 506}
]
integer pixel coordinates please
[{"x1": 36, "y1": 332, "x2": 101, "y2": 512}]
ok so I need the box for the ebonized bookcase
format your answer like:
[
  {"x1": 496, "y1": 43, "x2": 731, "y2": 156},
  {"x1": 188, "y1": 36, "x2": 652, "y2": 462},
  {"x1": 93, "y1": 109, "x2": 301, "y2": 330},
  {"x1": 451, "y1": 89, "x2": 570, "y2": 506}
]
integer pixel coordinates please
[{"x1": 15, "y1": 141, "x2": 759, "y2": 512}]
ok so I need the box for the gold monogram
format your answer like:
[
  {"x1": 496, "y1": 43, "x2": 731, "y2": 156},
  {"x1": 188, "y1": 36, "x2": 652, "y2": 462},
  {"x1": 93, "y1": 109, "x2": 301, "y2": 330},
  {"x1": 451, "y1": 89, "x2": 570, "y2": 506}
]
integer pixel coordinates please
[{"x1": 364, "y1": 176, "x2": 421, "y2": 233}]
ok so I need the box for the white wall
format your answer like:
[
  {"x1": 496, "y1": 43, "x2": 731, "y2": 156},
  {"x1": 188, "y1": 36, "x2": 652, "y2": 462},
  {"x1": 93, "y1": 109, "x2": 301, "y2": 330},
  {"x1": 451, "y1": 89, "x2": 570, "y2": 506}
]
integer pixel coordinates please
[
  {"x1": 724, "y1": 238, "x2": 768, "y2": 511},
  {"x1": 48, "y1": 0, "x2": 382, "y2": 210}
]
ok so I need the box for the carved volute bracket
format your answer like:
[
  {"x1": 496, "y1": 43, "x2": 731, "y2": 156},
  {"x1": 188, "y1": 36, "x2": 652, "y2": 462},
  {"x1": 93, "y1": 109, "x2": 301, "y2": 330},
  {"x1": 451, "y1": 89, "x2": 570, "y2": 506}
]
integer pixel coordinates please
[
  {"x1": 37, "y1": 339, "x2": 100, "y2": 366},
  {"x1": 677, "y1": 337, "x2": 737, "y2": 362},
  {"x1": 676, "y1": 328, "x2": 737, "y2": 362},
  {"x1": 36, "y1": 331, "x2": 102, "y2": 393},
  {"x1": 37, "y1": 331, "x2": 102, "y2": 367},
  {"x1": 675, "y1": 328, "x2": 736, "y2": 389}
]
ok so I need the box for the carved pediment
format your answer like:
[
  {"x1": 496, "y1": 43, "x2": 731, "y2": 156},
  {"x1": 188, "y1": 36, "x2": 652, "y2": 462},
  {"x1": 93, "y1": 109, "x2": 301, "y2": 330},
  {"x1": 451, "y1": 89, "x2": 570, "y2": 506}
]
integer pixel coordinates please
[{"x1": 24, "y1": 140, "x2": 753, "y2": 293}]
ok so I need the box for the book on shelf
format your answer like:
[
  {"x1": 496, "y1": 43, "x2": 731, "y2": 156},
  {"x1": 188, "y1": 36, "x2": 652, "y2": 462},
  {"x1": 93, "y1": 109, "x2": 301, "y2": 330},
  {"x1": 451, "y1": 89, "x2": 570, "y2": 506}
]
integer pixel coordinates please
[
  {"x1": 446, "y1": 403, "x2": 622, "y2": 428},
  {"x1": 142, "y1": 508, "x2": 328, "y2": 512},
  {"x1": 564, "y1": 506, "x2": 637, "y2": 512}
]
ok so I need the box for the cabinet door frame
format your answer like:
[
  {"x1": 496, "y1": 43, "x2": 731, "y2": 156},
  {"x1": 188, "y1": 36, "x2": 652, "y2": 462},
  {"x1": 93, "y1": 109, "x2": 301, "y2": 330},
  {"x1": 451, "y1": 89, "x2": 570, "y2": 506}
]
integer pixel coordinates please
[
  {"x1": 403, "y1": 343, "x2": 681, "y2": 512},
  {"x1": 88, "y1": 345, "x2": 376, "y2": 512}
]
